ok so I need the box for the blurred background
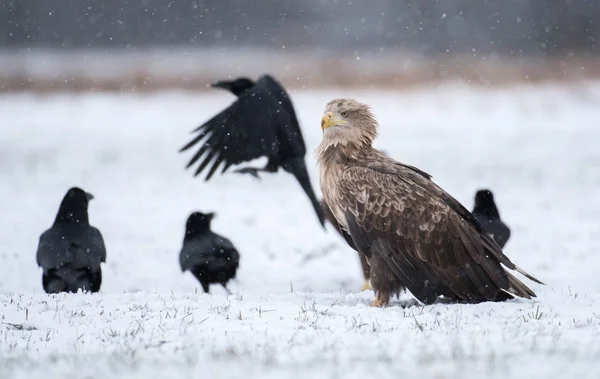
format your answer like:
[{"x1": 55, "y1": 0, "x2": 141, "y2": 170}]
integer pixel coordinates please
[
  {"x1": 2, "y1": 4, "x2": 600, "y2": 377},
  {"x1": 1, "y1": 0, "x2": 599, "y2": 91}
]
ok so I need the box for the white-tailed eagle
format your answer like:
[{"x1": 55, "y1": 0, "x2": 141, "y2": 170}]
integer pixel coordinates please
[{"x1": 316, "y1": 98, "x2": 543, "y2": 307}]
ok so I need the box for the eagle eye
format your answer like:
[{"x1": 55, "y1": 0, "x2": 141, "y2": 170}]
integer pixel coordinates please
[{"x1": 340, "y1": 111, "x2": 348, "y2": 117}]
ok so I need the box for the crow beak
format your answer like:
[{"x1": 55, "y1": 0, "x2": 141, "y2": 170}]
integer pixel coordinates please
[
  {"x1": 85, "y1": 192, "x2": 95, "y2": 201},
  {"x1": 210, "y1": 80, "x2": 229, "y2": 89},
  {"x1": 207, "y1": 212, "x2": 216, "y2": 220}
]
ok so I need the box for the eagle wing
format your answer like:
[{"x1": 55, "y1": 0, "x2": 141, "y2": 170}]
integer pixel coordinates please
[
  {"x1": 179, "y1": 84, "x2": 290, "y2": 181},
  {"x1": 322, "y1": 198, "x2": 359, "y2": 251},
  {"x1": 475, "y1": 214, "x2": 512, "y2": 249},
  {"x1": 337, "y1": 161, "x2": 541, "y2": 304}
]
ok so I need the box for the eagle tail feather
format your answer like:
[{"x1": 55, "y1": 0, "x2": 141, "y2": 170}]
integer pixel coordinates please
[
  {"x1": 504, "y1": 270, "x2": 537, "y2": 299},
  {"x1": 513, "y1": 265, "x2": 545, "y2": 285}
]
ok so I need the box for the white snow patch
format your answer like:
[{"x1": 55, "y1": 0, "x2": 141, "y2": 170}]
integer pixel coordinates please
[{"x1": 1, "y1": 83, "x2": 600, "y2": 378}]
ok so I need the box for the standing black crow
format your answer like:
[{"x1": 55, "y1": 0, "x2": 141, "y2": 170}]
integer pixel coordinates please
[
  {"x1": 472, "y1": 189, "x2": 512, "y2": 249},
  {"x1": 179, "y1": 74, "x2": 325, "y2": 227},
  {"x1": 36, "y1": 187, "x2": 106, "y2": 294},
  {"x1": 179, "y1": 211, "x2": 240, "y2": 294}
]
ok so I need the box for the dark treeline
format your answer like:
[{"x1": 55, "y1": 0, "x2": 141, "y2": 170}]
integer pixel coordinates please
[{"x1": 1, "y1": 0, "x2": 598, "y2": 57}]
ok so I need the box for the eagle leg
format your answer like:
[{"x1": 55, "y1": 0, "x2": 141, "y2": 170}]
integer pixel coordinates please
[{"x1": 370, "y1": 291, "x2": 390, "y2": 308}]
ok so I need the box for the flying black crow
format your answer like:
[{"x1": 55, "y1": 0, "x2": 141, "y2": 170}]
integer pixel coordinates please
[
  {"x1": 179, "y1": 74, "x2": 325, "y2": 227},
  {"x1": 472, "y1": 189, "x2": 511, "y2": 249},
  {"x1": 179, "y1": 211, "x2": 240, "y2": 294},
  {"x1": 36, "y1": 187, "x2": 106, "y2": 294}
]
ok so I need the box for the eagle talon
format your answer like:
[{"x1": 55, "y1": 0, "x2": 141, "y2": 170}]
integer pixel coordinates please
[{"x1": 370, "y1": 297, "x2": 386, "y2": 308}]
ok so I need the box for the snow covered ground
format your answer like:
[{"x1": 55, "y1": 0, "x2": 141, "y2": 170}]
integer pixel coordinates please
[{"x1": 1, "y1": 83, "x2": 600, "y2": 378}]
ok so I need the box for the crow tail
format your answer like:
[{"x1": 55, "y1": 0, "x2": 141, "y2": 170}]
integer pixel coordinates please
[
  {"x1": 284, "y1": 157, "x2": 325, "y2": 228},
  {"x1": 45, "y1": 267, "x2": 93, "y2": 293}
]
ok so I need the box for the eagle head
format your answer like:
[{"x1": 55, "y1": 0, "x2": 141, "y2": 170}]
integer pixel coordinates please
[{"x1": 320, "y1": 98, "x2": 378, "y2": 146}]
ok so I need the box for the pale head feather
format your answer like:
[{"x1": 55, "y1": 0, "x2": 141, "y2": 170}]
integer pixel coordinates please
[
  {"x1": 316, "y1": 98, "x2": 378, "y2": 162},
  {"x1": 324, "y1": 98, "x2": 378, "y2": 144}
]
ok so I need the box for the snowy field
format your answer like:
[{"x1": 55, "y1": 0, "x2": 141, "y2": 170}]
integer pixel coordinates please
[{"x1": 1, "y1": 83, "x2": 600, "y2": 378}]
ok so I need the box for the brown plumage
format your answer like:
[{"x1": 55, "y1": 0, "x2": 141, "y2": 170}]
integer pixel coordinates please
[
  {"x1": 316, "y1": 98, "x2": 544, "y2": 307},
  {"x1": 321, "y1": 198, "x2": 377, "y2": 292},
  {"x1": 321, "y1": 150, "x2": 399, "y2": 292}
]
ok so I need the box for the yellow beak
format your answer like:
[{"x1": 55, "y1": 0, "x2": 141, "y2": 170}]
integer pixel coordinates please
[{"x1": 321, "y1": 111, "x2": 337, "y2": 131}]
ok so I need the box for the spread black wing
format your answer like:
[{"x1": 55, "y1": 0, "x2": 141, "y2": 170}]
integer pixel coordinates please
[
  {"x1": 179, "y1": 85, "x2": 287, "y2": 181},
  {"x1": 180, "y1": 75, "x2": 326, "y2": 227},
  {"x1": 256, "y1": 75, "x2": 306, "y2": 157},
  {"x1": 255, "y1": 75, "x2": 325, "y2": 226}
]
